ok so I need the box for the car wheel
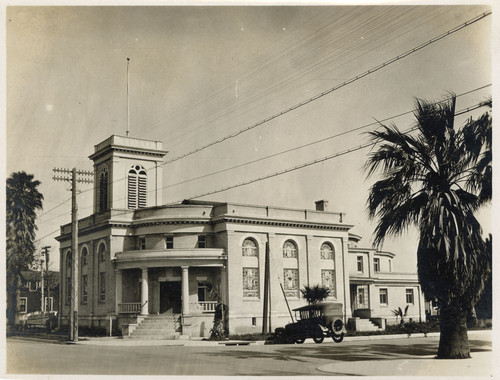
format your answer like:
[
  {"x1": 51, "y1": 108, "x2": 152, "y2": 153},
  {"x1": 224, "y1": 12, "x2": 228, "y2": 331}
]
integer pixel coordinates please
[
  {"x1": 295, "y1": 338, "x2": 305, "y2": 344},
  {"x1": 332, "y1": 333, "x2": 344, "y2": 343},
  {"x1": 274, "y1": 328, "x2": 286, "y2": 343},
  {"x1": 313, "y1": 336, "x2": 324, "y2": 344}
]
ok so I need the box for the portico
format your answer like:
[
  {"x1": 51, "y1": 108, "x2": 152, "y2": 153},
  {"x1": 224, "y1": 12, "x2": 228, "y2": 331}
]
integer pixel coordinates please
[{"x1": 114, "y1": 249, "x2": 227, "y2": 322}]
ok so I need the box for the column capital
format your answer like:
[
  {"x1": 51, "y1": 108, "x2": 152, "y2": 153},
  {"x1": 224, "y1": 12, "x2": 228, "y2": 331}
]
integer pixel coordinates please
[{"x1": 181, "y1": 265, "x2": 189, "y2": 270}]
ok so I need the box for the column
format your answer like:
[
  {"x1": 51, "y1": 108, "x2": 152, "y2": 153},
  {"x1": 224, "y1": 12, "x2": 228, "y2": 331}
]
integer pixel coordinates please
[
  {"x1": 305, "y1": 235, "x2": 314, "y2": 287},
  {"x1": 181, "y1": 266, "x2": 189, "y2": 315},
  {"x1": 115, "y1": 269, "x2": 122, "y2": 314},
  {"x1": 341, "y1": 237, "x2": 352, "y2": 319},
  {"x1": 141, "y1": 267, "x2": 149, "y2": 315}
]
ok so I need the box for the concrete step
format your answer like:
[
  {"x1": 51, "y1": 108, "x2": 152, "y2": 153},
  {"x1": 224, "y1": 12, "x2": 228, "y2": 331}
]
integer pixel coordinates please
[
  {"x1": 128, "y1": 314, "x2": 181, "y2": 339},
  {"x1": 124, "y1": 334, "x2": 181, "y2": 340},
  {"x1": 137, "y1": 320, "x2": 179, "y2": 326}
]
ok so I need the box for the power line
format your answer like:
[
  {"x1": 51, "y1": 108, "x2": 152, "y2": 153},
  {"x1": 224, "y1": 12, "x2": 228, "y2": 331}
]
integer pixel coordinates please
[
  {"x1": 161, "y1": 85, "x2": 491, "y2": 190},
  {"x1": 160, "y1": 11, "x2": 491, "y2": 166},
  {"x1": 51, "y1": 86, "x2": 493, "y2": 216},
  {"x1": 177, "y1": 101, "x2": 489, "y2": 203},
  {"x1": 56, "y1": 98, "x2": 488, "y2": 225},
  {"x1": 33, "y1": 84, "x2": 490, "y2": 223},
  {"x1": 37, "y1": 197, "x2": 71, "y2": 220}
]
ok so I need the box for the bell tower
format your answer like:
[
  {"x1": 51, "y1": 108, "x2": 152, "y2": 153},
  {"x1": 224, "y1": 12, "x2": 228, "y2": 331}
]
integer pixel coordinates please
[{"x1": 89, "y1": 135, "x2": 168, "y2": 213}]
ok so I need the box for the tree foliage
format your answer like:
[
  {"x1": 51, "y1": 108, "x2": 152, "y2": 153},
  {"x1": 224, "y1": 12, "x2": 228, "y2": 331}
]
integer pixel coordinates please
[
  {"x1": 365, "y1": 95, "x2": 491, "y2": 358},
  {"x1": 300, "y1": 285, "x2": 331, "y2": 304},
  {"x1": 6, "y1": 171, "x2": 44, "y2": 325}
]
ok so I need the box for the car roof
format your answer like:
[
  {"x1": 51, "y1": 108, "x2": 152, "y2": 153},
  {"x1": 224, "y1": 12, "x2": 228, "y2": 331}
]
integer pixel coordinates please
[{"x1": 292, "y1": 302, "x2": 343, "y2": 312}]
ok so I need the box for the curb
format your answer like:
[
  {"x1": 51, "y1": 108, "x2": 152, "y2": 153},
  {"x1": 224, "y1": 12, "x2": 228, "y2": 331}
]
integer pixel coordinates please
[{"x1": 8, "y1": 329, "x2": 491, "y2": 347}]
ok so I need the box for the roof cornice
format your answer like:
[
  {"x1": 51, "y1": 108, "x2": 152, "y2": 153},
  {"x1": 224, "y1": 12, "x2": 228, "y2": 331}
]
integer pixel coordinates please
[{"x1": 212, "y1": 215, "x2": 352, "y2": 231}]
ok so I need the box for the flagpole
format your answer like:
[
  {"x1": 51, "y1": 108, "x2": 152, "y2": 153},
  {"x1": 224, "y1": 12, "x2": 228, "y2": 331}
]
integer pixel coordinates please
[{"x1": 126, "y1": 58, "x2": 130, "y2": 137}]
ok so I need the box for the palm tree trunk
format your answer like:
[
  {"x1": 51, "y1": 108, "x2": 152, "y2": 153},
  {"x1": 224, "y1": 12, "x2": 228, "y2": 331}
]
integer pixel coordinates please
[{"x1": 437, "y1": 302, "x2": 470, "y2": 359}]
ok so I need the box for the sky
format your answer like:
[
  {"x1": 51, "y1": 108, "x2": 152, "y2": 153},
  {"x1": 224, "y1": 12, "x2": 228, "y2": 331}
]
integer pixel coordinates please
[{"x1": 4, "y1": 4, "x2": 493, "y2": 273}]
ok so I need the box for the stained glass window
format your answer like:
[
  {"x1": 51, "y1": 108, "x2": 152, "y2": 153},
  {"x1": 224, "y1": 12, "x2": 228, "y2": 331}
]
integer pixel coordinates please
[
  {"x1": 82, "y1": 275, "x2": 88, "y2": 304},
  {"x1": 320, "y1": 243, "x2": 334, "y2": 260},
  {"x1": 242, "y1": 238, "x2": 258, "y2": 256},
  {"x1": 99, "y1": 272, "x2": 106, "y2": 302},
  {"x1": 321, "y1": 269, "x2": 335, "y2": 296},
  {"x1": 283, "y1": 240, "x2": 298, "y2": 258},
  {"x1": 81, "y1": 247, "x2": 88, "y2": 266},
  {"x1": 243, "y1": 268, "x2": 259, "y2": 297},
  {"x1": 283, "y1": 268, "x2": 299, "y2": 297}
]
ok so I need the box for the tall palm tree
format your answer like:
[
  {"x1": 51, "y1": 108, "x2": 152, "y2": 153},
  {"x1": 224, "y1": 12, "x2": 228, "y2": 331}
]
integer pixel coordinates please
[
  {"x1": 365, "y1": 95, "x2": 491, "y2": 359},
  {"x1": 6, "y1": 171, "x2": 44, "y2": 326}
]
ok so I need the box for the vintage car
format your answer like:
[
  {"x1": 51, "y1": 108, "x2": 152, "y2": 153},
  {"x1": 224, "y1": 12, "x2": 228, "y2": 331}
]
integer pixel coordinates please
[{"x1": 274, "y1": 302, "x2": 346, "y2": 344}]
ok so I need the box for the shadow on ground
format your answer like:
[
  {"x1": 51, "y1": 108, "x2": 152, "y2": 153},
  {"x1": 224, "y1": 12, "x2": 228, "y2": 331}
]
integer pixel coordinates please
[{"x1": 205, "y1": 338, "x2": 491, "y2": 364}]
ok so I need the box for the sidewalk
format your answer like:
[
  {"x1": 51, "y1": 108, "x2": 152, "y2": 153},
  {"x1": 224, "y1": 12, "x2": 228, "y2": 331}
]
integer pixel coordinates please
[
  {"x1": 317, "y1": 351, "x2": 492, "y2": 376},
  {"x1": 70, "y1": 329, "x2": 490, "y2": 347}
]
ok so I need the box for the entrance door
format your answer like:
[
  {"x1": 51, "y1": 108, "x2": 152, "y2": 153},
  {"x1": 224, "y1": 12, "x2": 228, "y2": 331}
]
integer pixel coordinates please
[{"x1": 160, "y1": 281, "x2": 182, "y2": 314}]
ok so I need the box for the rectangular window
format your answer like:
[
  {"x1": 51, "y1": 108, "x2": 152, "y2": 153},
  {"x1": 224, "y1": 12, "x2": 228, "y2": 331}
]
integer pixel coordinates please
[
  {"x1": 374, "y1": 258, "x2": 380, "y2": 273},
  {"x1": 99, "y1": 272, "x2": 106, "y2": 302},
  {"x1": 356, "y1": 285, "x2": 369, "y2": 309},
  {"x1": 138, "y1": 237, "x2": 146, "y2": 250},
  {"x1": 406, "y1": 288, "x2": 414, "y2": 304},
  {"x1": 321, "y1": 269, "x2": 335, "y2": 297},
  {"x1": 165, "y1": 235, "x2": 174, "y2": 249},
  {"x1": 44, "y1": 297, "x2": 54, "y2": 312},
  {"x1": 283, "y1": 268, "x2": 299, "y2": 297},
  {"x1": 357, "y1": 256, "x2": 364, "y2": 272},
  {"x1": 379, "y1": 288, "x2": 388, "y2": 305},
  {"x1": 29, "y1": 281, "x2": 37, "y2": 292},
  {"x1": 19, "y1": 297, "x2": 27, "y2": 313},
  {"x1": 243, "y1": 268, "x2": 259, "y2": 297},
  {"x1": 198, "y1": 282, "x2": 209, "y2": 301},
  {"x1": 82, "y1": 275, "x2": 88, "y2": 304},
  {"x1": 198, "y1": 235, "x2": 206, "y2": 248}
]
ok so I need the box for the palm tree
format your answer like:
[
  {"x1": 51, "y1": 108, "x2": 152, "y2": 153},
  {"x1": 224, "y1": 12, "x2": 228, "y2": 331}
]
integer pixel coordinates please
[
  {"x1": 6, "y1": 171, "x2": 44, "y2": 326},
  {"x1": 392, "y1": 305, "x2": 409, "y2": 325},
  {"x1": 365, "y1": 95, "x2": 491, "y2": 359},
  {"x1": 300, "y1": 285, "x2": 330, "y2": 304}
]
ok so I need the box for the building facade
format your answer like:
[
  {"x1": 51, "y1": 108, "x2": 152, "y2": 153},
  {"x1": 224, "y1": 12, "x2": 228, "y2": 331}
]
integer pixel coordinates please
[{"x1": 56, "y1": 135, "x2": 425, "y2": 337}]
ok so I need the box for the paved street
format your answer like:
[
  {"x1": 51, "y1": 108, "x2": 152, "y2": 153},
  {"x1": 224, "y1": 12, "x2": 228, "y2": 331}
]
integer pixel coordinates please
[{"x1": 6, "y1": 332, "x2": 492, "y2": 376}]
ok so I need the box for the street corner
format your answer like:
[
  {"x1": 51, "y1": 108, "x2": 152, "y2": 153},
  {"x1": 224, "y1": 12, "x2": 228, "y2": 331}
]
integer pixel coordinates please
[{"x1": 316, "y1": 351, "x2": 493, "y2": 377}]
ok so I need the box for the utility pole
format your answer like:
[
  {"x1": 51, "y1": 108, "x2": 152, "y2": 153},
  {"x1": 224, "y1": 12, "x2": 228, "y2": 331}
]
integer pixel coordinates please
[
  {"x1": 53, "y1": 167, "x2": 93, "y2": 342},
  {"x1": 40, "y1": 246, "x2": 51, "y2": 314}
]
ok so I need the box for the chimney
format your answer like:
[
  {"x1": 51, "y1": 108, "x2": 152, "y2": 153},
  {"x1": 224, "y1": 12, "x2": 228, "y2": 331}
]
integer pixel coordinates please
[{"x1": 315, "y1": 200, "x2": 328, "y2": 211}]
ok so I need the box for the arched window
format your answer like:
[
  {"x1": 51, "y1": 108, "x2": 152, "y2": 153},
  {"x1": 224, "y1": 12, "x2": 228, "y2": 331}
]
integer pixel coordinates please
[
  {"x1": 81, "y1": 247, "x2": 88, "y2": 266},
  {"x1": 320, "y1": 242, "x2": 334, "y2": 260},
  {"x1": 66, "y1": 250, "x2": 72, "y2": 305},
  {"x1": 98, "y1": 243, "x2": 106, "y2": 262},
  {"x1": 127, "y1": 165, "x2": 147, "y2": 209},
  {"x1": 283, "y1": 240, "x2": 298, "y2": 258},
  {"x1": 99, "y1": 166, "x2": 109, "y2": 212},
  {"x1": 66, "y1": 251, "x2": 72, "y2": 273},
  {"x1": 242, "y1": 238, "x2": 258, "y2": 257}
]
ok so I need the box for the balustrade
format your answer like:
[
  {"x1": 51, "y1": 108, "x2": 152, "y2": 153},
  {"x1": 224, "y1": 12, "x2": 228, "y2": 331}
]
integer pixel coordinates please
[
  {"x1": 189, "y1": 301, "x2": 217, "y2": 313},
  {"x1": 119, "y1": 303, "x2": 142, "y2": 314}
]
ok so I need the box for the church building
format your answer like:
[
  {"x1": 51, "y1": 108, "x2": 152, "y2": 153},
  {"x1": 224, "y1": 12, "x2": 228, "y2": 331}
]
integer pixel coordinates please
[{"x1": 56, "y1": 135, "x2": 425, "y2": 338}]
